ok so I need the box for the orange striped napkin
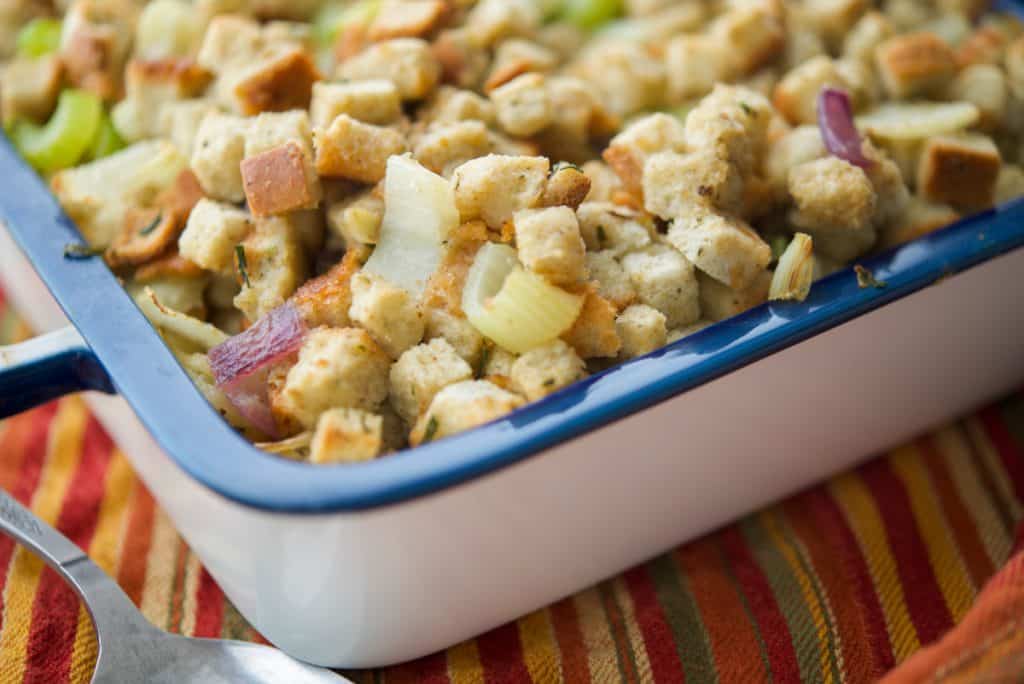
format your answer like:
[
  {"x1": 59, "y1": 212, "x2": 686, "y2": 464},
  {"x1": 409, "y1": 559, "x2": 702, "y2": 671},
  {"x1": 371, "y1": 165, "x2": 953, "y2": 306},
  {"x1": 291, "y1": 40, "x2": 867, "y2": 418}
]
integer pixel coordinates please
[{"x1": 1, "y1": 288, "x2": 1023, "y2": 683}]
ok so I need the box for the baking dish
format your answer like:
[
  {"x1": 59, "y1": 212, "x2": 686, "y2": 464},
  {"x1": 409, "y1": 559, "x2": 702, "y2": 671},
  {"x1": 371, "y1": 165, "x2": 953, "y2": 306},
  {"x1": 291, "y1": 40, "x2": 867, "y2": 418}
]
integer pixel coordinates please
[{"x1": 3, "y1": 114, "x2": 1024, "y2": 666}]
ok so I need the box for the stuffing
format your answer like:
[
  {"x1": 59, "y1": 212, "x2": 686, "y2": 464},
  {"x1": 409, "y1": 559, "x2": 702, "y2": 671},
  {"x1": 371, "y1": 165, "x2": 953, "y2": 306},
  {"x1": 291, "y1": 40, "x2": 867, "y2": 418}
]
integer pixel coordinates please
[
  {"x1": 276, "y1": 327, "x2": 391, "y2": 429},
  {"x1": 957, "y1": 26, "x2": 1008, "y2": 69},
  {"x1": 110, "y1": 58, "x2": 211, "y2": 142},
  {"x1": 697, "y1": 270, "x2": 771, "y2": 322},
  {"x1": 482, "y1": 345, "x2": 518, "y2": 380},
  {"x1": 916, "y1": 134, "x2": 1001, "y2": 212},
  {"x1": 581, "y1": 161, "x2": 623, "y2": 202},
  {"x1": 544, "y1": 76, "x2": 605, "y2": 145},
  {"x1": 463, "y1": 0, "x2": 540, "y2": 48},
  {"x1": 773, "y1": 56, "x2": 849, "y2": 126},
  {"x1": 289, "y1": 249, "x2": 361, "y2": 328},
  {"x1": 575, "y1": 202, "x2": 653, "y2": 256},
  {"x1": 879, "y1": 195, "x2": 959, "y2": 248},
  {"x1": 615, "y1": 304, "x2": 667, "y2": 359},
  {"x1": 178, "y1": 199, "x2": 253, "y2": 275},
  {"x1": 422, "y1": 220, "x2": 489, "y2": 315},
  {"x1": 196, "y1": 15, "x2": 264, "y2": 72},
  {"x1": 539, "y1": 163, "x2": 592, "y2": 211},
  {"x1": 874, "y1": 32, "x2": 956, "y2": 98},
  {"x1": 1006, "y1": 36, "x2": 1024, "y2": 98},
  {"x1": 309, "y1": 408, "x2": 383, "y2": 464},
  {"x1": 490, "y1": 72, "x2": 552, "y2": 137},
  {"x1": 337, "y1": 38, "x2": 441, "y2": 101},
  {"x1": 60, "y1": 0, "x2": 136, "y2": 100},
  {"x1": 451, "y1": 154, "x2": 549, "y2": 227},
  {"x1": 708, "y1": 3, "x2": 785, "y2": 76},
  {"x1": 389, "y1": 337, "x2": 474, "y2": 423},
  {"x1": 230, "y1": 44, "x2": 320, "y2": 115},
  {"x1": 862, "y1": 142, "x2": 911, "y2": 228},
  {"x1": 562, "y1": 287, "x2": 622, "y2": 359},
  {"x1": 106, "y1": 209, "x2": 181, "y2": 268},
  {"x1": 642, "y1": 149, "x2": 744, "y2": 219},
  {"x1": 603, "y1": 113, "x2": 688, "y2": 194},
  {"x1": 424, "y1": 308, "x2": 486, "y2": 368},
  {"x1": 1, "y1": 55, "x2": 62, "y2": 124},
  {"x1": 513, "y1": 206, "x2": 586, "y2": 285},
  {"x1": 368, "y1": 0, "x2": 448, "y2": 42},
  {"x1": 326, "y1": 192, "x2": 384, "y2": 247},
  {"x1": 667, "y1": 320, "x2": 712, "y2": 344},
  {"x1": 348, "y1": 272, "x2": 426, "y2": 358},
  {"x1": 801, "y1": 0, "x2": 870, "y2": 48},
  {"x1": 409, "y1": 380, "x2": 525, "y2": 446},
  {"x1": 946, "y1": 64, "x2": 1008, "y2": 130},
  {"x1": 241, "y1": 142, "x2": 322, "y2": 216},
  {"x1": 585, "y1": 251, "x2": 636, "y2": 310},
  {"x1": 664, "y1": 35, "x2": 730, "y2": 103},
  {"x1": 763, "y1": 125, "x2": 827, "y2": 200},
  {"x1": 485, "y1": 38, "x2": 558, "y2": 92},
  {"x1": 232, "y1": 215, "x2": 307, "y2": 321},
  {"x1": 509, "y1": 339, "x2": 585, "y2": 401},
  {"x1": 413, "y1": 120, "x2": 493, "y2": 177},
  {"x1": 788, "y1": 157, "x2": 878, "y2": 233},
  {"x1": 621, "y1": 244, "x2": 700, "y2": 328},
  {"x1": 807, "y1": 223, "x2": 878, "y2": 262},
  {"x1": 191, "y1": 112, "x2": 250, "y2": 203},
  {"x1": 431, "y1": 27, "x2": 491, "y2": 89},
  {"x1": 313, "y1": 114, "x2": 408, "y2": 183},
  {"x1": 570, "y1": 42, "x2": 666, "y2": 117},
  {"x1": 419, "y1": 86, "x2": 496, "y2": 126},
  {"x1": 995, "y1": 164, "x2": 1024, "y2": 205},
  {"x1": 666, "y1": 206, "x2": 771, "y2": 290},
  {"x1": 309, "y1": 79, "x2": 402, "y2": 128},
  {"x1": 159, "y1": 100, "x2": 217, "y2": 158},
  {"x1": 684, "y1": 85, "x2": 773, "y2": 177},
  {"x1": 843, "y1": 11, "x2": 894, "y2": 63}
]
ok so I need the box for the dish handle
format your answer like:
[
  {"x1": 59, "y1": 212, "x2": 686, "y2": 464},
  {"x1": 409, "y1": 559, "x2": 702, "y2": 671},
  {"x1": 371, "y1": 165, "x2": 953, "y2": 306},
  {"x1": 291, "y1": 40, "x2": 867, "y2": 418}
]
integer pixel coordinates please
[{"x1": 0, "y1": 326, "x2": 114, "y2": 418}]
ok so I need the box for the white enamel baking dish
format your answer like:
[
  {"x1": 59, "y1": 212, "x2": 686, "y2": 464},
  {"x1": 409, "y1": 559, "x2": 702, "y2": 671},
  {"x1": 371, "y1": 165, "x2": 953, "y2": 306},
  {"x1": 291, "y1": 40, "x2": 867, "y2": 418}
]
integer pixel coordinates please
[{"x1": 2, "y1": 130, "x2": 1024, "y2": 666}]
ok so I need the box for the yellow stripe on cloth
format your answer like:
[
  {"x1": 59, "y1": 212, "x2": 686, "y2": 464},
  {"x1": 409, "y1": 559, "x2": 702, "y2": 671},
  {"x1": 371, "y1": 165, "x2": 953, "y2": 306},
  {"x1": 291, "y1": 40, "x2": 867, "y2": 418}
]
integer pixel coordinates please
[
  {"x1": 0, "y1": 398, "x2": 88, "y2": 681},
  {"x1": 139, "y1": 507, "x2": 182, "y2": 630},
  {"x1": 575, "y1": 586, "x2": 620, "y2": 683},
  {"x1": 889, "y1": 445, "x2": 975, "y2": 622},
  {"x1": 446, "y1": 638, "x2": 484, "y2": 684},
  {"x1": 965, "y1": 417, "x2": 1024, "y2": 521},
  {"x1": 517, "y1": 608, "x2": 562, "y2": 683},
  {"x1": 611, "y1": 576, "x2": 653, "y2": 683},
  {"x1": 829, "y1": 472, "x2": 921, "y2": 663},
  {"x1": 180, "y1": 551, "x2": 203, "y2": 637},
  {"x1": 69, "y1": 451, "x2": 136, "y2": 684}
]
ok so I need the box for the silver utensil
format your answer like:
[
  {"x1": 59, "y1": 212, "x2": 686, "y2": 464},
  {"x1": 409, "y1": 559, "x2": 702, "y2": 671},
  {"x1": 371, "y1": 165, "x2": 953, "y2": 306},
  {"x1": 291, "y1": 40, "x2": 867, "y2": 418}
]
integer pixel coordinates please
[{"x1": 0, "y1": 489, "x2": 351, "y2": 683}]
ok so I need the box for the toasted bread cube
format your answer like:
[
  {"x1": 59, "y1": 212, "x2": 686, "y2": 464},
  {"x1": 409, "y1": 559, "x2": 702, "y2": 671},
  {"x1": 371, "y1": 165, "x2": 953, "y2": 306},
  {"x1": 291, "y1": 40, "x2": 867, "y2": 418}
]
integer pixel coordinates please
[
  {"x1": 244, "y1": 109, "x2": 315, "y2": 157},
  {"x1": 112, "y1": 58, "x2": 212, "y2": 141},
  {"x1": 664, "y1": 35, "x2": 729, "y2": 102},
  {"x1": 431, "y1": 26, "x2": 491, "y2": 89},
  {"x1": 509, "y1": 339, "x2": 585, "y2": 401},
  {"x1": 879, "y1": 196, "x2": 959, "y2": 248},
  {"x1": 666, "y1": 207, "x2": 771, "y2": 290},
  {"x1": 955, "y1": 27, "x2": 1007, "y2": 70},
  {"x1": 843, "y1": 11, "x2": 894, "y2": 63},
  {"x1": 451, "y1": 154, "x2": 549, "y2": 228},
  {"x1": 1006, "y1": 35, "x2": 1024, "y2": 98},
  {"x1": 697, "y1": 269, "x2": 771, "y2": 322},
  {"x1": 544, "y1": 75, "x2": 604, "y2": 144},
  {"x1": 995, "y1": 163, "x2": 1024, "y2": 204},
  {"x1": 159, "y1": 100, "x2": 216, "y2": 157},
  {"x1": 337, "y1": 38, "x2": 441, "y2": 101},
  {"x1": 576, "y1": 202, "x2": 653, "y2": 256},
  {"x1": 603, "y1": 113, "x2": 687, "y2": 194},
  {"x1": 642, "y1": 150, "x2": 743, "y2": 219},
  {"x1": 196, "y1": 14, "x2": 263, "y2": 73},
  {"x1": 326, "y1": 192, "x2": 384, "y2": 247},
  {"x1": 230, "y1": 44, "x2": 320, "y2": 115},
  {"x1": 314, "y1": 114, "x2": 408, "y2": 183},
  {"x1": 410, "y1": 380, "x2": 525, "y2": 445},
  {"x1": 241, "y1": 142, "x2": 321, "y2": 216},
  {"x1": 806, "y1": 223, "x2": 877, "y2": 262},
  {"x1": 667, "y1": 320, "x2": 712, "y2": 344},
  {"x1": 424, "y1": 308, "x2": 485, "y2": 368},
  {"x1": 233, "y1": 216, "x2": 307, "y2": 321},
  {"x1": 60, "y1": 0, "x2": 136, "y2": 100},
  {"x1": 539, "y1": 163, "x2": 591, "y2": 211},
  {"x1": 763, "y1": 125, "x2": 827, "y2": 199},
  {"x1": 947, "y1": 64, "x2": 1008, "y2": 129},
  {"x1": 773, "y1": 56, "x2": 849, "y2": 125},
  {"x1": 621, "y1": 244, "x2": 700, "y2": 328},
  {"x1": 309, "y1": 408, "x2": 383, "y2": 463},
  {"x1": 463, "y1": 0, "x2": 540, "y2": 48},
  {"x1": 685, "y1": 85, "x2": 773, "y2": 175},
  {"x1": 802, "y1": 0, "x2": 870, "y2": 48},
  {"x1": 788, "y1": 157, "x2": 877, "y2": 233},
  {"x1": 585, "y1": 251, "x2": 636, "y2": 310},
  {"x1": 513, "y1": 206, "x2": 586, "y2": 285},
  {"x1": 191, "y1": 112, "x2": 250, "y2": 202},
  {"x1": 310, "y1": 79, "x2": 402, "y2": 128},
  {"x1": 289, "y1": 250, "x2": 361, "y2": 328},
  {"x1": 571, "y1": 42, "x2": 666, "y2": 117},
  {"x1": 490, "y1": 72, "x2": 552, "y2": 137},
  {"x1": 1, "y1": 55, "x2": 62, "y2": 124},
  {"x1": 368, "y1": 0, "x2": 448, "y2": 41},
  {"x1": 178, "y1": 199, "x2": 253, "y2": 274},
  {"x1": 483, "y1": 345, "x2": 518, "y2": 379},
  {"x1": 616, "y1": 304, "x2": 667, "y2": 359},
  {"x1": 875, "y1": 32, "x2": 956, "y2": 98},
  {"x1": 581, "y1": 161, "x2": 623, "y2": 203},
  {"x1": 709, "y1": 4, "x2": 784, "y2": 76},
  {"x1": 862, "y1": 141, "x2": 911, "y2": 228},
  {"x1": 278, "y1": 327, "x2": 391, "y2": 429},
  {"x1": 389, "y1": 338, "x2": 473, "y2": 423},
  {"x1": 419, "y1": 86, "x2": 496, "y2": 126},
  {"x1": 916, "y1": 134, "x2": 1001, "y2": 212},
  {"x1": 349, "y1": 272, "x2": 425, "y2": 358},
  {"x1": 486, "y1": 38, "x2": 559, "y2": 92},
  {"x1": 413, "y1": 120, "x2": 493, "y2": 177},
  {"x1": 562, "y1": 287, "x2": 622, "y2": 359}
]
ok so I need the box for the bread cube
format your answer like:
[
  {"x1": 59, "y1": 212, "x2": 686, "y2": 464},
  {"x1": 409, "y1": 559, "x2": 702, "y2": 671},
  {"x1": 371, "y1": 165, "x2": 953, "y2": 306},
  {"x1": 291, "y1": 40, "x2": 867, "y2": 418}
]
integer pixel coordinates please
[
  {"x1": 191, "y1": 112, "x2": 250, "y2": 203},
  {"x1": 348, "y1": 272, "x2": 425, "y2": 358},
  {"x1": 337, "y1": 38, "x2": 441, "y2": 101},
  {"x1": 111, "y1": 58, "x2": 212, "y2": 142},
  {"x1": 482, "y1": 346, "x2": 518, "y2": 379},
  {"x1": 664, "y1": 35, "x2": 729, "y2": 102},
  {"x1": 807, "y1": 224, "x2": 877, "y2": 262},
  {"x1": 326, "y1": 192, "x2": 384, "y2": 247},
  {"x1": 947, "y1": 64, "x2": 1008, "y2": 129},
  {"x1": 233, "y1": 216, "x2": 307, "y2": 321},
  {"x1": 697, "y1": 269, "x2": 771, "y2": 322},
  {"x1": 389, "y1": 338, "x2": 474, "y2": 423},
  {"x1": 802, "y1": 0, "x2": 869, "y2": 48},
  {"x1": 241, "y1": 142, "x2": 322, "y2": 216},
  {"x1": 957, "y1": 26, "x2": 1007, "y2": 69},
  {"x1": 843, "y1": 11, "x2": 894, "y2": 63},
  {"x1": 231, "y1": 44, "x2": 320, "y2": 115},
  {"x1": 788, "y1": 157, "x2": 877, "y2": 233},
  {"x1": 616, "y1": 304, "x2": 667, "y2": 359},
  {"x1": 685, "y1": 85, "x2": 773, "y2": 176},
  {"x1": 916, "y1": 134, "x2": 1001, "y2": 212},
  {"x1": 602, "y1": 113, "x2": 687, "y2": 194},
  {"x1": 178, "y1": 199, "x2": 253, "y2": 274},
  {"x1": 763, "y1": 125, "x2": 827, "y2": 199},
  {"x1": 562, "y1": 288, "x2": 622, "y2": 359},
  {"x1": 409, "y1": 380, "x2": 525, "y2": 446},
  {"x1": 451, "y1": 154, "x2": 549, "y2": 228},
  {"x1": 585, "y1": 252, "x2": 636, "y2": 310},
  {"x1": 310, "y1": 408, "x2": 383, "y2": 464},
  {"x1": 310, "y1": 80, "x2": 402, "y2": 128},
  {"x1": 708, "y1": 3, "x2": 784, "y2": 76},
  {"x1": 196, "y1": 14, "x2": 264, "y2": 73},
  {"x1": 431, "y1": 27, "x2": 492, "y2": 89},
  {"x1": 1, "y1": 56, "x2": 62, "y2": 124},
  {"x1": 60, "y1": 0, "x2": 136, "y2": 100},
  {"x1": 995, "y1": 164, "x2": 1024, "y2": 205},
  {"x1": 571, "y1": 42, "x2": 666, "y2": 117},
  {"x1": 277, "y1": 327, "x2": 391, "y2": 429},
  {"x1": 874, "y1": 32, "x2": 956, "y2": 98},
  {"x1": 463, "y1": 0, "x2": 540, "y2": 48},
  {"x1": 159, "y1": 100, "x2": 216, "y2": 158},
  {"x1": 368, "y1": 0, "x2": 448, "y2": 41},
  {"x1": 642, "y1": 150, "x2": 743, "y2": 219},
  {"x1": 581, "y1": 161, "x2": 623, "y2": 203},
  {"x1": 621, "y1": 244, "x2": 700, "y2": 328},
  {"x1": 1006, "y1": 35, "x2": 1024, "y2": 98},
  {"x1": 575, "y1": 202, "x2": 653, "y2": 256},
  {"x1": 419, "y1": 86, "x2": 497, "y2": 126},
  {"x1": 862, "y1": 141, "x2": 911, "y2": 228},
  {"x1": 879, "y1": 196, "x2": 959, "y2": 249},
  {"x1": 513, "y1": 207, "x2": 586, "y2": 285},
  {"x1": 666, "y1": 207, "x2": 771, "y2": 290},
  {"x1": 667, "y1": 320, "x2": 712, "y2": 344},
  {"x1": 773, "y1": 56, "x2": 849, "y2": 125},
  {"x1": 289, "y1": 250, "x2": 361, "y2": 329},
  {"x1": 424, "y1": 308, "x2": 485, "y2": 368},
  {"x1": 509, "y1": 340, "x2": 585, "y2": 401},
  {"x1": 413, "y1": 121, "x2": 493, "y2": 177},
  {"x1": 314, "y1": 114, "x2": 408, "y2": 183},
  {"x1": 490, "y1": 72, "x2": 552, "y2": 137}
]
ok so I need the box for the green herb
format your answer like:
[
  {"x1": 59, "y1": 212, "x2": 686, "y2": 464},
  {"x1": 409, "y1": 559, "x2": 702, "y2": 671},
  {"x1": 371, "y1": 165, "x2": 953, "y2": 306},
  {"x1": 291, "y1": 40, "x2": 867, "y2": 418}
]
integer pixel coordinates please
[
  {"x1": 596, "y1": 225, "x2": 607, "y2": 246},
  {"x1": 739, "y1": 101, "x2": 753, "y2": 116},
  {"x1": 235, "y1": 244, "x2": 251, "y2": 287},
  {"x1": 551, "y1": 160, "x2": 581, "y2": 175},
  {"x1": 63, "y1": 242, "x2": 105, "y2": 259},
  {"x1": 543, "y1": 378, "x2": 555, "y2": 387},
  {"x1": 770, "y1": 235, "x2": 790, "y2": 264},
  {"x1": 422, "y1": 415, "x2": 439, "y2": 443},
  {"x1": 854, "y1": 265, "x2": 886, "y2": 289},
  {"x1": 477, "y1": 345, "x2": 492, "y2": 376},
  {"x1": 139, "y1": 213, "x2": 163, "y2": 236}
]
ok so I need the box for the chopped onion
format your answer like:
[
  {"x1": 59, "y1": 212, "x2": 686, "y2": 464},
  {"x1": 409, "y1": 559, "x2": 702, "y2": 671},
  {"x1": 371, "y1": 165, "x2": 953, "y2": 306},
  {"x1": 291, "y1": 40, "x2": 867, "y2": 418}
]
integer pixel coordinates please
[
  {"x1": 463, "y1": 243, "x2": 584, "y2": 354},
  {"x1": 769, "y1": 233, "x2": 815, "y2": 302},
  {"x1": 855, "y1": 101, "x2": 979, "y2": 141},
  {"x1": 208, "y1": 302, "x2": 307, "y2": 438},
  {"x1": 817, "y1": 87, "x2": 872, "y2": 169}
]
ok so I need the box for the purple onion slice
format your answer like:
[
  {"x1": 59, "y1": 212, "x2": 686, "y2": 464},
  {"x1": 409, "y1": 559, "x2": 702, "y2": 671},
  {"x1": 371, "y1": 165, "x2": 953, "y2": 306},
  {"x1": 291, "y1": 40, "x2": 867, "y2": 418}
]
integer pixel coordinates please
[{"x1": 817, "y1": 87, "x2": 873, "y2": 169}]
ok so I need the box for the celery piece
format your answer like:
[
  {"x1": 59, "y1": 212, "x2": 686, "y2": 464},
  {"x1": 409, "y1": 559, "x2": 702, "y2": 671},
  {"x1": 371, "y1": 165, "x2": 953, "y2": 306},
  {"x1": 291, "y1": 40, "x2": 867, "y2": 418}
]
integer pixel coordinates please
[
  {"x1": 560, "y1": 0, "x2": 622, "y2": 30},
  {"x1": 313, "y1": 0, "x2": 380, "y2": 46},
  {"x1": 87, "y1": 113, "x2": 125, "y2": 161},
  {"x1": 15, "y1": 18, "x2": 62, "y2": 58},
  {"x1": 13, "y1": 89, "x2": 102, "y2": 174}
]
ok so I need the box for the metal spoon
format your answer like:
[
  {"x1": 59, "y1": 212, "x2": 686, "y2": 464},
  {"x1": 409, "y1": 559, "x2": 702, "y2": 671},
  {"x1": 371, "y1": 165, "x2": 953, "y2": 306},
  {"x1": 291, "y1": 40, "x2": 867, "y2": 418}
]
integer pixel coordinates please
[{"x1": 0, "y1": 489, "x2": 351, "y2": 683}]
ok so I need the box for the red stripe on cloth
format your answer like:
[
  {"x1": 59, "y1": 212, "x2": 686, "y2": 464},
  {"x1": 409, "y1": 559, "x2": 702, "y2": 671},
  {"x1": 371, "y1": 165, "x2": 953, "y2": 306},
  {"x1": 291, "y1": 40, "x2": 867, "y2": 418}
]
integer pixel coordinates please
[
  {"x1": 0, "y1": 404, "x2": 59, "y2": 633},
  {"x1": 802, "y1": 489, "x2": 894, "y2": 674},
  {"x1": 718, "y1": 527, "x2": 801, "y2": 683},
  {"x1": 115, "y1": 484, "x2": 156, "y2": 608},
  {"x1": 23, "y1": 413, "x2": 114, "y2": 684},
  {"x1": 476, "y1": 621, "x2": 533, "y2": 684},
  {"x1": 549, "y1": 596, "x2": 590, "y2": 683},
  {"x1": 192, "y1": 568, "x2": 225, "y2": 638},
  {"x1": 621, "y1": 565, "x2": 686, "y2": 683},
  {"x1": 977, "y1": 406, "x2": 1024, "y2": 503},
  {"x1": 861, "y1": 459, "x2": 953, "y2": 645}
]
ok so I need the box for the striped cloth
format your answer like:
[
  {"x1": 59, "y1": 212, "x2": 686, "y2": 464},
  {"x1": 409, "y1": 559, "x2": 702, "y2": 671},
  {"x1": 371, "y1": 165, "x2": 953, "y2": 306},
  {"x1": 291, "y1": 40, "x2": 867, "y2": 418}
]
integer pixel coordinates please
[{"x1": 1, "y1": 288, "x2": 1023, "y2": 683}]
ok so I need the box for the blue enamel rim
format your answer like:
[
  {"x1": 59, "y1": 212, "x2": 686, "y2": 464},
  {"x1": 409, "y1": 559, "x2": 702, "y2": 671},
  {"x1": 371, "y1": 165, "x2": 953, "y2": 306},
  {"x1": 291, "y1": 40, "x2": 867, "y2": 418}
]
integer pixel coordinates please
[{"x1": 3, "y1": 134, "x2": 1024, "y2": 512}]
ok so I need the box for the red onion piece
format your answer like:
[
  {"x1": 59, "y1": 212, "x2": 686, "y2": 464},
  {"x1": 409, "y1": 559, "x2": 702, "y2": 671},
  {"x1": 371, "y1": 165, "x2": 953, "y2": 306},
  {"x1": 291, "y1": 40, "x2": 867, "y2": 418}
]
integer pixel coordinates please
[
  {"x1": 817, "y1": 87, "x2": 873, "y2": 169},
  {"x1": 208, "y1": 302, "x2": 307, "y2": 438}
]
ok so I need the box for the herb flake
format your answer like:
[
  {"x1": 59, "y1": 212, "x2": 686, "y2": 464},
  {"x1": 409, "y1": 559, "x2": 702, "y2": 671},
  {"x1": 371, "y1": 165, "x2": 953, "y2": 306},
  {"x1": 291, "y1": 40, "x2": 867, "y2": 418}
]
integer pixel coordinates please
[
  {"x1": 854, "y1": 265, "x2": 886, "y2": 289},
  {"x1": 235, "y1": 244, "x2": 251, "y2": 287},
  {"x1": 63, "y1": 242, "x2": 105, "y2": 259},
  {"x1": 422, "y1": 416, "x2": 439, "y2": 443},
  {"x1": 596, "y1": 224, "x2": 608, "y2": 246},
  {"x1": 138, "y1": 212, "x2": 163, "y2": 236}
]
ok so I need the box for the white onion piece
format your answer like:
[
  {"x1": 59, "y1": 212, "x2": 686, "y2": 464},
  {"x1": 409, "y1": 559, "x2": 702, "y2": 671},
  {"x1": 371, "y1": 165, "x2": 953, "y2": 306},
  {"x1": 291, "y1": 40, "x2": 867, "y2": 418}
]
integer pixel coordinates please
[{"x1": 855, "y1": 101, "x2": 979, "y2": 141}]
